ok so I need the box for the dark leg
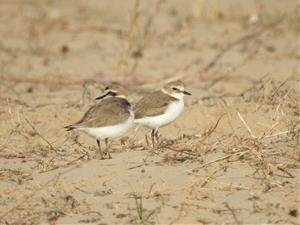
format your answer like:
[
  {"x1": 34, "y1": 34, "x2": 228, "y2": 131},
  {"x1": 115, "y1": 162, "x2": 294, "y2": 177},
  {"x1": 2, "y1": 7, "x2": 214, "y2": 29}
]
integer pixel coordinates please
[
  {"x1": 105, "y1": 138, "x2": 112, "y2": 159},
  {"x1": 154, "y1": 129, "x2": 159, "y2": 144},
  {"x1": 151, "y1": 129, "x2": 156, "y2": 147},
  {"x1": 96, "y1": 139, "x2": 104, "y2": 160}
]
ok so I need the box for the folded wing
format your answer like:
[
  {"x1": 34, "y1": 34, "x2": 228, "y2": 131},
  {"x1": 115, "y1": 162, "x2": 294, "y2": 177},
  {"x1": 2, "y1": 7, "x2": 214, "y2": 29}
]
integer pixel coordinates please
[
  {"x1": 134, "y1": 91, "x2": 177, "y2": 119},
  {"x1": 65, "y1": 98, "x2": 130, "y2": 130}
]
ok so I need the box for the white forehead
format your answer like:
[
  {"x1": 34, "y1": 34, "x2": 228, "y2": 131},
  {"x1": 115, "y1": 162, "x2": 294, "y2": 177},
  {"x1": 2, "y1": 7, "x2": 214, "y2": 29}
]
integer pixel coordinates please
[
  {"x1": 174, "y1": 84, "x2": 184, "y2": 91},
  {"x1": 165, "y1": 81, "x2": 184, "y2": 89}
]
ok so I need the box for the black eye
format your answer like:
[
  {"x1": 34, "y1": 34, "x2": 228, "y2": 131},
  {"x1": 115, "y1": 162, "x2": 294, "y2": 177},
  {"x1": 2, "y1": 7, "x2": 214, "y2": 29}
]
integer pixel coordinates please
[
  {"x1": 172, "y1": 87, "x2": 178, "y2": 91},
  {"x1": 105, "y1": 86, "x2": 109, "y2": 90}
]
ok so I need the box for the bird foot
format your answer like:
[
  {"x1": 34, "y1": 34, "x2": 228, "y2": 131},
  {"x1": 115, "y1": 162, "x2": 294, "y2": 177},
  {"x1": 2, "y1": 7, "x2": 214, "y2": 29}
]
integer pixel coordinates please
[{"x1": 105, "y1": 152, "x2": 112, "y2": 159}]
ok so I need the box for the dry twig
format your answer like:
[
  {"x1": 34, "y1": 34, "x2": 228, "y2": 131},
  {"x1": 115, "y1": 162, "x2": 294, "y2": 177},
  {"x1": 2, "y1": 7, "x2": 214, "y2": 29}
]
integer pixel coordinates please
[
  {"x1": 237, "y1": 112, "x2": 257, "y2": 138},
  {"x1": 189, "y1": 151, "x2": 248, "y2": 172},
  {"x1": 25, "y1": 118, "x2": 56, "y2": 151},
  {"x1": 224, "y1": 202, "x2": 241, "y2": 225}
]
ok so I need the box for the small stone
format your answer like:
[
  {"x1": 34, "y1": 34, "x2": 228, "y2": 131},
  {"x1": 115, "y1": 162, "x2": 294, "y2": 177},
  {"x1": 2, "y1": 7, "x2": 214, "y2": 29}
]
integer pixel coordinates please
[{"x1": 289, "y1": 208, "x2": 298, "y2": 217}]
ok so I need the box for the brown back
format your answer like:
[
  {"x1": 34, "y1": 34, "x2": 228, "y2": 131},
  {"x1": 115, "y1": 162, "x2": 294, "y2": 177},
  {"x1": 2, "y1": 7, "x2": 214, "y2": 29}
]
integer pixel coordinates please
[
  {"x1": 134, "y1": 90, "x2": 178, "y2": 119},
  {"x1": 72, "y1": 97, "x2": 131, "y2": 128}
]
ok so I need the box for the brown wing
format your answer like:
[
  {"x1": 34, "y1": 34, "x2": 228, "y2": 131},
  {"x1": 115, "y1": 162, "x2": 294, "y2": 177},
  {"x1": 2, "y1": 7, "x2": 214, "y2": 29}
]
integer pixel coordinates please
[
  {"x1": 134, "y1": 91, "x2": 178, "y2": 119},
  {"x1": 70, "y1": 98, "x2": 131, "y2": 128}
]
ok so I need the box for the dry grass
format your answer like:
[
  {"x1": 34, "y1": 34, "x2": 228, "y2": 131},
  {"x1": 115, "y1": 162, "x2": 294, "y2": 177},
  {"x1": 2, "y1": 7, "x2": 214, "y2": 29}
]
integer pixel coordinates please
[
  {"x1": 2, "y1": 74, "x2": 298, "y2": 223},
  {"x1": 1, "y1": 55, "x2": 299, "y2": 225},
  {"x1": 159, "y1": 76, "x2": 299, "y2": 164},
  {"x1": 0, "y1": 0, "x2": 299, "y2": 224}
]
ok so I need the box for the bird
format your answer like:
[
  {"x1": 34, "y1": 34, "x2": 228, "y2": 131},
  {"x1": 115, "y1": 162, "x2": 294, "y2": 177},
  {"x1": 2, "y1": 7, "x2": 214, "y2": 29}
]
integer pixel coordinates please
[
  {"x1": 134, "y1": 80, "x2": 191, "y2": 146},
  {"x1": 65, "y1": 85, "x2": 134, "y2": 159}
]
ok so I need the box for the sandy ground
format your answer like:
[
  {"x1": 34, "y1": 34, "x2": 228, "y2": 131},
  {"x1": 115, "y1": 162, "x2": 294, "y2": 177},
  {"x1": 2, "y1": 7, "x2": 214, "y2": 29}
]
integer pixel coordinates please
[{"x1": 0, "y1": 0, "x2": 299, "y2": 224}]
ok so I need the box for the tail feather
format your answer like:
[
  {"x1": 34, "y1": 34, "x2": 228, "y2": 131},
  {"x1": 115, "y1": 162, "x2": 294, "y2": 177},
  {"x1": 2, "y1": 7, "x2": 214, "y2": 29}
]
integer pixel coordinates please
[{"x1": 64, "y1": 125, "x2": 76, "y2": 131}]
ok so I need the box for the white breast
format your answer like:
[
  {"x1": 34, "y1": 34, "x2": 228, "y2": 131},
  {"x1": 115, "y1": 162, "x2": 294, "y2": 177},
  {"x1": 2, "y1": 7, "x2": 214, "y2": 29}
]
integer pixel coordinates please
[
  {"x1": 78, "y1": 111, "x2": 134, "y2": 140},
  {"x1": 134, "y1": 100, "x2": 184, "y2": 129}
]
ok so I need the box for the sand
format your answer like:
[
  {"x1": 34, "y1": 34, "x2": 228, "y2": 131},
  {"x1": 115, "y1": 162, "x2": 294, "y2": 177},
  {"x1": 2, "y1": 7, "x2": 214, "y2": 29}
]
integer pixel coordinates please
[{"x1": 0, "y1": 0, "x2": 299, "y2": 224}]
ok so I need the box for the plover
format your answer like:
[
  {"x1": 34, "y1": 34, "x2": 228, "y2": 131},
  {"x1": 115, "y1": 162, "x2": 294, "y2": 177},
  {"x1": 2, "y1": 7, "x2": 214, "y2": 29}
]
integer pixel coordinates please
[
  {"x1": 134, "y1": 80, "x2": 191, "y2": 146},
  {"x1": 65, "y1": 85, "x2": 134, "y2": 159}
]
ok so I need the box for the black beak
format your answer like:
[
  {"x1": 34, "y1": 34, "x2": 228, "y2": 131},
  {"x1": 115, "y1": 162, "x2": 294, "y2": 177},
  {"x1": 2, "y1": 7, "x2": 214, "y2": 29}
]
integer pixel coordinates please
[
  {"x1": 183, "y1": 90, "x2": 192, "y2": 95},
  {"x1": 95, "y1": 92, "x2": 109, "y2": 100}
]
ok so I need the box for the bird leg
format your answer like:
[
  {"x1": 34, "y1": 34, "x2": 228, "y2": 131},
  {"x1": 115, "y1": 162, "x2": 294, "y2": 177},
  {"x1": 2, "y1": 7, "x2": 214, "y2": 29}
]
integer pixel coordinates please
[
  {"x1": 151, "y1": 129, "x2": 156, "y2": 147},
  {"x1": 154, "y1": 129, "x2": 159, "y2": 145},
  {"x1": 96, "y1": 139, "x2": 104, "y2": 160},
  {"x1": 105, "y1": 138, "x2": 112, "y2": 159}
]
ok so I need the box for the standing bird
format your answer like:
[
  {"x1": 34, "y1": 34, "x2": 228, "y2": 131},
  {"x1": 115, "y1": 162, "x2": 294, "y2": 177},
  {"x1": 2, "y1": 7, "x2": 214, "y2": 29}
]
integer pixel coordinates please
[
  {"x1": 134, "y1": 80, "x2": 191, "y2": 146},
  {"x1": 65, "y1": 85, "x2": 134, "y2": 159}
]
